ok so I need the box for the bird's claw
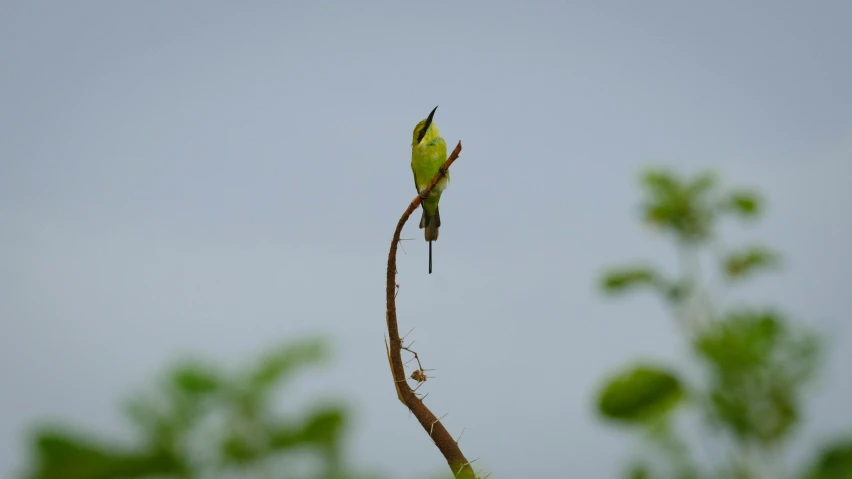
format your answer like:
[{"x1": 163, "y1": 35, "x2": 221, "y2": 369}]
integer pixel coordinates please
[
  {"x1": 419, "y1": 191, "x2": 429, "y2": 201},
  {"x1": 438, "y1": 166, "x2": 448, "y2": 175}
]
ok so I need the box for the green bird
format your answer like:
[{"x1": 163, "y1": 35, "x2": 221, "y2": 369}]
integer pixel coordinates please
[{"x1": 410, "y1": 105, "x2": 449, "y2": 274}]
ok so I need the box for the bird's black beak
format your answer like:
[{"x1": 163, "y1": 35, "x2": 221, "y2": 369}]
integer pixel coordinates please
[
  {"x1": 424, "y1": 105, "x2": 438, "y2": 131},
  {"x1": 416, "y1": 105, "x2": 438, "y2": 144}
]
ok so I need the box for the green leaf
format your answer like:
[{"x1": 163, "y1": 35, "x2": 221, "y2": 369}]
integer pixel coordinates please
[
  {"x1": 641, "y1": 170, "x2": 680, "y2": 195},
  {"x1": 804, "y1": 439, "x2": 852, "y2": 479},
  {"x1": 601, "y1": 267, "x2": 660, "y2": 294},
  {"x1": 268, "y1": 406, "x2": 346, "y2": 451},
  {"x1": 639, "y1": 169, "x2": 717, "y2": 242},
  {"x1": 170, "y1": 361, "x2": 221, "y2": 395},
  {"x1": 24, "y1": 427, "x2": 182, "y2": 479},
  {"x1": 724, "y1": 191, "x2": 761, "y2": 217},
  {"x1": 723, "y1": 246, "x2": 780, "y2": 279},
  {"x1": 300, "y1": 407, "x2": 346, "y2": 447},
  {"x1": 626, "y1": 463, "x2": 651, "y2": 479},
  {"x1": 249, "y1": 338, "x2": 327, "y2": 390},
  {"x1": 597, "y1": 365, "x2": 684, "y2": 424}
]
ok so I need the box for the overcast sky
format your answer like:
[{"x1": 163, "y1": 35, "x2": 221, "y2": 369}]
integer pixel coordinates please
[{"x1": 2, "y1": 2, "x2": 851, "y2": 478}]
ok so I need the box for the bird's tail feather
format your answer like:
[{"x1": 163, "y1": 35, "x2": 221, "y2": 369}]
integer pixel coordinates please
[
  {"x1": 420, "y1": 206, "x2": 440, "y2": 241},
  {"x1": 420, "y1": 206, "x2": 440, "y2": 274}
]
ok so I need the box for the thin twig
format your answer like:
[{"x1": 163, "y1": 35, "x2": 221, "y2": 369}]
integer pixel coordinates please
[
  {"x1": 385, "y1": 142, "x2": 476, "y2": 478},
  {"x1": 401, "y1": 344, "x2": 424, "y2": 371}
]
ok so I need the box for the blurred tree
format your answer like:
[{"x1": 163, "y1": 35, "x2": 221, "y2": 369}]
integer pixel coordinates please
[
  {"x1": 596, "y1": 169, "x2": 850, "y2": 479},
  {"x1": 20, "y1": 338, "x2": 380, "y2": 479}
]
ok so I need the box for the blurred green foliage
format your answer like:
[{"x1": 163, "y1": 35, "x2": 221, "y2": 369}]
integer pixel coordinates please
[
  {"x1": 804, "y1": 440, "x2": 852, "y2": 479},
  {"x1": 596, "y1": 168, "x2": 848, "y2": 479},
  {"x1": 21, "y1": 338, "x2": 378, "y2": 479},
  {"x1": 18, "y1": 167, "x2": 850, "y2": 479},
  {"x1": 598, "y1": 365, "x2": 684, "y2": 424},
  {"x1": 722, "y1": 247, "x2": 779, "y2": 280},
  {"x1": 696, "y1": 311, "x2": 819, "y2": 446}
]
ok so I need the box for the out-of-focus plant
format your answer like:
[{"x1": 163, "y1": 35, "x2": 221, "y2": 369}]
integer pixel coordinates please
[
  {"x1": 20, "y1": 338, "x2": 379, "y2": 479},
  {"x1": 595, "y1": 169, "x2": 851, "y2": 479}
]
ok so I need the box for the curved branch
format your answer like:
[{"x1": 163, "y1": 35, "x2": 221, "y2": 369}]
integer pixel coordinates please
[{"x1": 385, "y1": 141, "x2": 476, "y2": 478}]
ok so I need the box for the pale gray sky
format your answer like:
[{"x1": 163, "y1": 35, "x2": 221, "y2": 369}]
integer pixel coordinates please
[{"x1": 2, "y1": 2, "x2": 851, "y2": 478}]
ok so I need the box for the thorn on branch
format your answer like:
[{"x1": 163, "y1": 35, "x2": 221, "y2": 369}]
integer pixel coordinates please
[
  {"x1": 455, "y1": 457, "x2": 480, "y2": 479},
  {"x1": 456, "y1": 458, "x2": 479, "y2": 476},
  {"x1": 398, "y1": 237, "x2": 416, "y2": 256},
  {"x1": 430, "y1": 413, "x2": 449, "y2": 436}
]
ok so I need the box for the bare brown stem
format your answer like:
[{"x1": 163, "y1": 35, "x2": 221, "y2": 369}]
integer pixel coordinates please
[{"x1": 384, "y1": 142, "x2": 476, "y2": 478}]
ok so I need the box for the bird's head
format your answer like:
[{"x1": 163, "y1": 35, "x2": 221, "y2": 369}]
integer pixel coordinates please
[{"x1": 411, "y1": 105, "x2": 439, "y2": 147}]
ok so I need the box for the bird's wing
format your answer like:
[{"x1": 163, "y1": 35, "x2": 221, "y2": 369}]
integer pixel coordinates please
[{"x1": 411, "y1": 166, "x2": 421, "y2": 193}]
